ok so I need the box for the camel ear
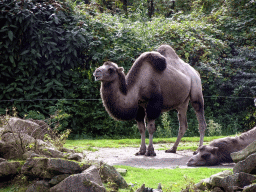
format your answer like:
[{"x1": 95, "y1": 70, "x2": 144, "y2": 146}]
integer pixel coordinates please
[{"x1": 117, "y1": 67, "x2": 124, "y2": 73}]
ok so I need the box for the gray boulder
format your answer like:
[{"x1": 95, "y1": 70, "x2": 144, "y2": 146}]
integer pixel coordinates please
[
  {"x1": 4, "y1": 117, "x2": 51, "y2": 140},
  {"x1": 116, "y1": 168, "x2": 127, "y2": 176},
  {"x1": 38, "y1": 146, "x2": 64, "y2": 158},
  {"x1": 2, "y1": 132, "x2": 35, "y2": 147},
  {"x1": 23, "y1": 151, "x2": 41, "y2": 159},
  {"x1": 211, "y1": 172, "x2": 256, "y2": 192},
  {"x1": 67, "y1": 153, "x2": 83, "y2": 162},
  {"x1": 26, "y1": 180, "x2": 50, "y2": 192},
  {"x1": 243, "y1": 184, "x2": 256, "y2": 192},
  {"x1": 0, "y1": 161, "x2": 22, "y2": 178},
  {"x1": 0, "y1": 127, "x2": 4, "y2": 136},
  {"x1": 49, "y1": 174, "x2": 70, "y2": 186},
  {"x1": 195, "y1": 170, "x2": 232, "y2": 191},
  {"x1": 1, "y1": 132, "x2": 62, "y2": 159},
  {"x1": 231, "y1": 140, "x2": 256, "y2": 163},
  {"x1": 21, "y1": 157, "x2": 82, "y2": 179},
  {"x1": 233, "y1": 153, "x2": 256, "y2": 174},
  {"x1": 0, "y1": 140, "x2": 18, "y2": 159},
  {"x1": 50, "y1": 165, "x2": 106, "y2": 192},
  {"x1": 100, "y1": 163, "x2": 128, "y2": 189},
  {"x1": 211, "y1": 187, "x2": 224, "y2": 192}
]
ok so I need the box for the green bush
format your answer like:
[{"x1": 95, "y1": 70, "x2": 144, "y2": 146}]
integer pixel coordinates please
[
  {"x1": 0, "y1": 0, "x2": 89, "y2": 115},
  {"x1": 0, "y1": 0, "x2": 255, "y2": 138}
]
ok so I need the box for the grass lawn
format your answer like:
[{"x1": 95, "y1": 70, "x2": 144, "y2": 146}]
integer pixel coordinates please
[{"x1": 114, "y1": 165, "x2": 232, "y2": 192}]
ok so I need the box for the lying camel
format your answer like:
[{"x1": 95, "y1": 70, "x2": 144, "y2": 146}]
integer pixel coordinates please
[
  {"x1": 93, "y1": 45, "x2": 207, "y2": 156},
  {"x1": 187, "y1": 126, "x2": 256, "y2": 166}
]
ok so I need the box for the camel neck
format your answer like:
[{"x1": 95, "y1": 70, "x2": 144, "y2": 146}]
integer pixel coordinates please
[{"x1": 100, "y1": 81, "x2": 138, "y2": 121}]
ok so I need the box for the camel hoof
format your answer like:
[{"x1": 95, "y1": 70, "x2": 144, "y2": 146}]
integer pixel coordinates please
[
  {"x1": 135, "y1": 151, "x2": 146, "y2": 156},
  {"x1": 165, "y1": 148, "x2": 176, "y2": 153},
  {"x1": 145, "y1": 150, "x2": 156, "y2": 156}
]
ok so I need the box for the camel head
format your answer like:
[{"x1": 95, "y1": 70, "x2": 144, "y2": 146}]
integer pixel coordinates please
[
  {"x1": 187, "y1": 145, "x2": 219, "y2": 166},
  {"x1": 93, "y1": 61, "x2": 124, "y2": 82}
]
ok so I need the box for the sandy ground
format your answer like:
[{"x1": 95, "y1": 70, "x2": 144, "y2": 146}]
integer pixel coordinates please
[{"x1": 84, "y1": 144, "x2": 235, "y2": 169}]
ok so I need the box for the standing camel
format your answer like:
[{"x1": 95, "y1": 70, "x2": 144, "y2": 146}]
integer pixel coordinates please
[{"x1": 93, "y1": 45, "x2": 207, "y2": 156}]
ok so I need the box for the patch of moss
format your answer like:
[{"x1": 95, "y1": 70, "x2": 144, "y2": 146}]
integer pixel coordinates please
[{"x1": 83, "y1": 180, "x2": 93, "y2": 187}]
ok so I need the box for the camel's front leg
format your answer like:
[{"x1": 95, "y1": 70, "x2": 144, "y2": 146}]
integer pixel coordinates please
[
  {"x1": 145, "y1": 120, "x2": 156, "y2": 156},
  {"x1": 135, "y1": 121, "x2": 147, "y2": 155}
]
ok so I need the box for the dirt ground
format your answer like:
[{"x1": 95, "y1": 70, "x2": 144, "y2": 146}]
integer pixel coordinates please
[{"x1": 84, "y1": 144, "x2": 235, "y2": 169}]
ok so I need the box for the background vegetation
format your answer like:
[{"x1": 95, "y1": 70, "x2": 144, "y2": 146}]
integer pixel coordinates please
[{"x1": 0, "y1": 0, "x2": 255, "y2": 139}]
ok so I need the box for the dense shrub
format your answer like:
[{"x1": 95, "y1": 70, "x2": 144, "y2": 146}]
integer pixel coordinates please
[
  {"x1": 0, "y1": 0, "x2": 88, "y2": 114},
  {"x1": 0, "y1": 0, "x2": 255, "y2": 138}
]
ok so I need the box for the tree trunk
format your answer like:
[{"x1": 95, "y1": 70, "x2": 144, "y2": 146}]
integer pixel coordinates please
[
  {"x1": 122, "y1": 0, "x2": 128, "y2": 17},
  {"x1": 148, "y1": 0, "x2": 154, "y2": 18}
]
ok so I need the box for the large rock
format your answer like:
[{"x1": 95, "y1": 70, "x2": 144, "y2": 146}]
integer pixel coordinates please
[
  {"x1": 1, "y1": 131, "x2": 62, "y2": 159},
  {"x1": 231, "y1": 140, "x2": 256, "y2": 163},
  {"x1": 67, "y1": 153, "x2": 84, "y2": 162},
  {"x1": 23, "y1": 151, "x2": 41, "y2": 159},
  {"x1": 38, "y1": 146, "x2": 64, "y2": 158},
  {"x1": 0, "y1": 127, "x2": 4, "y2": 136},
  {"x1": 50, "y1": 165, "x2": 106, "y2": 192},
  {"x1": 100, "y1": 163, "x2": 128, "y2": 189},
  {"x1": 211, "y1": 172, "x2": 256, "y2": 192},
  {"x1": 0, "y1": 161, "x2": 22, "y2": 178},
  {"x1": 21, "y1": 157, "x2": 82, "y2": 179},
  {"x1": 2, "y1": 132, "x2": 35, "y2": 147},
  {"x1": 195, "y1": 170, "x2": 232, "y2": 191},
  {"x1": 49, "y1": 174, "x2": 70, "y2": 186},
  {"x1": 26, "y1": 180, "x2": 50, "y2": 192},
  {"x1": 233, "y1": 153, "x2": 256, "y2": 174},
  {"x1": 3, "y1": 117, "x2": 49, "y2": 140},
  {"x1": 0, "y1": 140, "x2": 19, "y2": 159},
  {"x1": 243, "y1": 184, "x2": 256, "y2": 192},
  {"x1": 1, "y1": 132, "x2": 47, "y2": 159}
]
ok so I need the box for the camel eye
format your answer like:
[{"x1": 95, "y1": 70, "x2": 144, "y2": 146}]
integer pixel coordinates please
[
  {"x1": 201, "y1": 153, "x2": 210, "y2": 160},
  {"x1": 108, "y1": 68, "x2": 114, "y2": 74}
]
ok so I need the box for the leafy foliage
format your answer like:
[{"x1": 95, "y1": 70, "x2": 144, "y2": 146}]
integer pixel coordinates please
[
  {"x1": 0, "y1": 0, "x2": 255, "y2": 138},
  {"x1": 0, "y1": 0, "x2": 87, "y2": 114}
]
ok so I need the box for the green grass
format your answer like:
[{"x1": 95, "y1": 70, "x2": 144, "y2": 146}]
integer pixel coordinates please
[
  {"x1": 64, "y1": 136, "x2": 227, "y2": 152},
  {"x1": 114, "y1": 165, "x2": 232, "y2": 192}
]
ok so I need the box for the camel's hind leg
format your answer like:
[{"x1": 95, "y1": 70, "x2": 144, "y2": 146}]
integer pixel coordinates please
[
  {"x1": 191, "y1": 96, "x2": 207, "y2": 152},
  {"x1": 165, "y1": 99, "x2": 189, "y2": 153}
]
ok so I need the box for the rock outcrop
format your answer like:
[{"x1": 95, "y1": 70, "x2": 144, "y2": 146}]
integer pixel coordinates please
[
  {"x1": 233, "y1": 153, "x2": 256, "y2": 174},
  {"x1": 50, "y1": 165, "x2": 106, "y2": 192},
  {"x1": 0, "y1": 117, "x2": 129, "y2": 192},
  {"x1": 0, "y1": 161, "x2": 22, "y2": 178}
]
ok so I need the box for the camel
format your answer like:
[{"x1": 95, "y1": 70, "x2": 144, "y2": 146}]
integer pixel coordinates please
[
  {"x1": 93, "y1": 45, "x2": 207, "y2": 156},
  {"x1": 187, "y1": 126, "x2": 256, "y2": 166}
]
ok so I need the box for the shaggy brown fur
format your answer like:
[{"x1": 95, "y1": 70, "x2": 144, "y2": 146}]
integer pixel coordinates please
[
  {"x1": 187, "y1": 126, "x2": 256, "y2": 166},
  {"x1": 94, "y1": 45, "x2": 207, "y2": 156}
]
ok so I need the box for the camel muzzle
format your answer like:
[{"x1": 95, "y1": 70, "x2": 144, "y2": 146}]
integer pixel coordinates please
[{"x1": 93, "y1": 70, "x2": 103, "y2": 81}]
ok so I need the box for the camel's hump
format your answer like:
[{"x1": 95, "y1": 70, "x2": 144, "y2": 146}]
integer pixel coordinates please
[{"x1": 157, "y1": 45, "x2": 179, "y2": 60}]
